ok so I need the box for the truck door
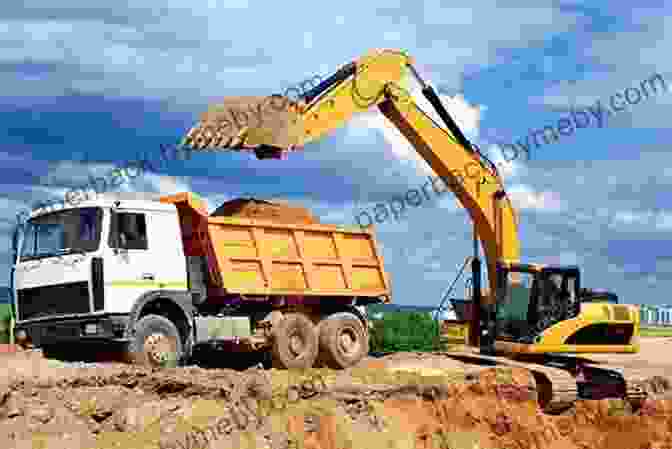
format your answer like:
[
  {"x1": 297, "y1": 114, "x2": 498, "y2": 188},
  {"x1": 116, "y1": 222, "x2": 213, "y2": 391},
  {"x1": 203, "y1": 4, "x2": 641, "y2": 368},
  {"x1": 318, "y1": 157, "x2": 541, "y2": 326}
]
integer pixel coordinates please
[{"x1": 104, "y1": 209, "x2": 160, "y2": 314}]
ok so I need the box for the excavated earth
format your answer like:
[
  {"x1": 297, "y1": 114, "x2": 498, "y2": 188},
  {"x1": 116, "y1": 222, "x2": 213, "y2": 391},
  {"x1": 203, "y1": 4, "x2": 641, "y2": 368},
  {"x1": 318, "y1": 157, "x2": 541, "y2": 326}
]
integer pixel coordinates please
[{"x1": 2, "y1": 339, "x2": 672, "y2": 449}]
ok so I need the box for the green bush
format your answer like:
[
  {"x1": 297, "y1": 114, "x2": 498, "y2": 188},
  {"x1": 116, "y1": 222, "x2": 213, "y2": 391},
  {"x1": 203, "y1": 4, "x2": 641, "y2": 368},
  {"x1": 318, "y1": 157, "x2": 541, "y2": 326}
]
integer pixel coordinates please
[
  {"x1": 0, "y1": 303, "x2": 13, "y2": 344},
  {"x1": 369, "y1": 311, "x2": 441, "y2": 353}
]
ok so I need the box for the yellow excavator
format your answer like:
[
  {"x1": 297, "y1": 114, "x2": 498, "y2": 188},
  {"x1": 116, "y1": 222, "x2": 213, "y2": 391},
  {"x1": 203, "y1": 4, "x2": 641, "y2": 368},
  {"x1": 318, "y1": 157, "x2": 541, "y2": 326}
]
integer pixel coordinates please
[{"x1": 180, "y1": 48, "x2": 646, "y2": 411}]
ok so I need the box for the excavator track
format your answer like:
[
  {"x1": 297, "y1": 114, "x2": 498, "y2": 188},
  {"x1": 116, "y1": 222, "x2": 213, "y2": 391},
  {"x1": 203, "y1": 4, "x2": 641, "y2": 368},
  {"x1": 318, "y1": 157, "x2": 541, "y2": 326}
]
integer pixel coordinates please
[
  {"x1": 579, "y1": 360, "x2": 657, "y2": 403},
  {"x1": 440, "y1": 351, "x2": 578, "y2": 413},
  {"x1": 438, "y1": 351, "x2": 652, "y2": 413},
  {"x1": 529, "y1": 355, "x2": 652, "y2": 404}
]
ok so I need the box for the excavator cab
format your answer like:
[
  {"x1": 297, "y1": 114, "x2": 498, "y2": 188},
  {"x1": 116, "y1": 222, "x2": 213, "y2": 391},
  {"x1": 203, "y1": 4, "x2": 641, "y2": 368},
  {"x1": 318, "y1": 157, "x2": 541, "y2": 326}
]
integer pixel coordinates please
[
  {"x1": 488, "y1": 261, "x2": 638, "y2": 354},
  {"x1": 494, "y1": 263, "x2": 581, "y2": 345}
]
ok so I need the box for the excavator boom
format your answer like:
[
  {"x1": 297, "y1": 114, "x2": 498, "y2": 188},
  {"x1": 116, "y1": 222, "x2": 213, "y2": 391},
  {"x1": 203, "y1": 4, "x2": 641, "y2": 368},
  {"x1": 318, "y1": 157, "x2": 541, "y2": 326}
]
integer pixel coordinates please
[{"x1": 182, "y1": 49, "x2": 520, "y2": 308}]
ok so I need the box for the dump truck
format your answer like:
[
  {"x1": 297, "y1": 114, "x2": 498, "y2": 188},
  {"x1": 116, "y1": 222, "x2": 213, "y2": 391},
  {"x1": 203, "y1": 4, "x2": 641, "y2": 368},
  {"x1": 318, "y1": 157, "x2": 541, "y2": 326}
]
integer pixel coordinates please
[{"x1": 12, "y1": 191, "x2": 391, "y2": 369}]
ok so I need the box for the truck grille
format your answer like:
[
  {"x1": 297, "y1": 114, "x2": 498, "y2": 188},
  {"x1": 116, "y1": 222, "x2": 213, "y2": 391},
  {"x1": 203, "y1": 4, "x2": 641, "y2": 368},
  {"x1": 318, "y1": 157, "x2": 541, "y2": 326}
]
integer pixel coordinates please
[{"x1": 17, "y1": 281, "x2": 90, "y2": 321}]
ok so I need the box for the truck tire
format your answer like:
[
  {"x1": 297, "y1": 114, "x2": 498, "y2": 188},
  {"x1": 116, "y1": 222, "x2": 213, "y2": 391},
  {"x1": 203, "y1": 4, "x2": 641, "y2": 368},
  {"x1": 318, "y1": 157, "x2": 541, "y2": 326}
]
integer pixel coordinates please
[
  {"x1": 125, "y1": 314, "x2": 183, "y2": 368},
  {"x1": 318, "y1": 312, "x2": 368, "y2": 369},
  {"x1": 271, "y1": 313, "x2": 319, "y2": 370}
]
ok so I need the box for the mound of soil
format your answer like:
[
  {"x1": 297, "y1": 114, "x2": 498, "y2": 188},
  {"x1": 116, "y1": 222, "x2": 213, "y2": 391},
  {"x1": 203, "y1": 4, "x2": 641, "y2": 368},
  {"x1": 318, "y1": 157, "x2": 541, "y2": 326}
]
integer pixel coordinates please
[
  {"x1": 211, "y1": 197, "x2": 318, "y2": 225},
  {"x1": 3, "y1": 349, "x2": 672, "y2": 449}
]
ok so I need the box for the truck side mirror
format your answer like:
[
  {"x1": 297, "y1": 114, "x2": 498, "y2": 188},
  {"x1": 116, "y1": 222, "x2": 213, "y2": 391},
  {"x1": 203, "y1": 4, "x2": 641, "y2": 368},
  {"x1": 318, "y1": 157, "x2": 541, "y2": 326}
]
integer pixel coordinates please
[{"x1": 110, "y1": 210, "x2": 121, "y2": 254}]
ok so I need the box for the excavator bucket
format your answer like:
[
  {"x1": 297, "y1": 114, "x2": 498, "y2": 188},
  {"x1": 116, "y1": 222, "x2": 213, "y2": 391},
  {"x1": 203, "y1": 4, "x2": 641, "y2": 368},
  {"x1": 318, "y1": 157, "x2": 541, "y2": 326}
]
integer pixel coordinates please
[{"x1": 181, "y1": 95, "x2": 304, "y2": 159}]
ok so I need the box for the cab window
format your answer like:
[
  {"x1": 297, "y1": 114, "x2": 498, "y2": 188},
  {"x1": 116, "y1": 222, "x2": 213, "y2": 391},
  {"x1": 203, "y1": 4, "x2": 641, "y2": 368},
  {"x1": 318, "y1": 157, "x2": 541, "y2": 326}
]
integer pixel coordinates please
[{"x1": 109, "y1": 212, "x2": 148, "y2": 250}]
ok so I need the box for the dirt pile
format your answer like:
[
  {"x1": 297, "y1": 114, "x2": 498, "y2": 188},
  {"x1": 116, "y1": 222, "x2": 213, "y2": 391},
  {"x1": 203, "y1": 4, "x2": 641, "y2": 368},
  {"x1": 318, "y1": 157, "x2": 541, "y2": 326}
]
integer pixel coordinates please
[
  {"x1": 553, "y1": 399, "x2": 672, "y2": 449},
  {"x1": 372, "y1": 367, "x2": 672, "y2": 449},
  {"x1": 211, "y1": 198, "x2": 318, "y2": 225},
  {"x1": 2, "y1": 350, "x2": 672, "y2": 449}
]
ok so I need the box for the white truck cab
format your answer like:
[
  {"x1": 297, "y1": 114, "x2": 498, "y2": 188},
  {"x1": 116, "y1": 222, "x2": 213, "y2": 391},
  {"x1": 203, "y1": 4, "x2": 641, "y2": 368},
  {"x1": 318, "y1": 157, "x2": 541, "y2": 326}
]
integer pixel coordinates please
[{"x1": 13, "y1": 192, "x2": 190, "y2": 355}]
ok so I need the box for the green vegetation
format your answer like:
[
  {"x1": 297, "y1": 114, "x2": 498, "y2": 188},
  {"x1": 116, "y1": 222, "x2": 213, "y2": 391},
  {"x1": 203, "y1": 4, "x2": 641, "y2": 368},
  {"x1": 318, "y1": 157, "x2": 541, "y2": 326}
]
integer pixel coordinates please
[
  {"x1": 0, "y1": 305, "x2": 11, "y2": 343},
  {"x1": 369, "y1": 311, "x2": 441, "y2": 353},
  {"x1": 0, "y1": 287, "x2": 13, "y2": 344},
  {"x1": 640, "y1": 326, "x2": 672, "y2": 337}
]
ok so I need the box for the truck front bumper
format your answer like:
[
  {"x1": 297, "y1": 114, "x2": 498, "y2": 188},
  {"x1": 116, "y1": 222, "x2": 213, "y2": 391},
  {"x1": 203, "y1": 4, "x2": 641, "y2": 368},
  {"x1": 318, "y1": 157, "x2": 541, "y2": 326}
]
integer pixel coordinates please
[{"x1": 15, "y1": 314, "x2": 130, "y2": 347}]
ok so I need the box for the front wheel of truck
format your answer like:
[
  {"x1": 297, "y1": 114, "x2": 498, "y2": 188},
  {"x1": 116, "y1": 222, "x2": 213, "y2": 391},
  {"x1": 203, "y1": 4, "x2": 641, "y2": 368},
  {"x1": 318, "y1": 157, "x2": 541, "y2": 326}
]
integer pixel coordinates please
[{"x1": 125, "y1": 314, "x2": 183, "y2": 368}]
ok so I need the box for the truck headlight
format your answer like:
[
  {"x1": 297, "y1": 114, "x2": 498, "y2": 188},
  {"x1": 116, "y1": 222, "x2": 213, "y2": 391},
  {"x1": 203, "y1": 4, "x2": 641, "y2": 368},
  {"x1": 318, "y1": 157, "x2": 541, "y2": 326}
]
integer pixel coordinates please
[{"x1": 84, "y1": 323, "x2": 99, "y2": 335}]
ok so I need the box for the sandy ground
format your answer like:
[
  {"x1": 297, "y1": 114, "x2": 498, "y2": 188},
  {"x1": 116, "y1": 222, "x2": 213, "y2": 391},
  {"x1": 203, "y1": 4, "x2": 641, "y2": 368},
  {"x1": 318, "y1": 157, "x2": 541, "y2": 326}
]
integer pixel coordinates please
[{"x1": 1, "y1": 339, "x2": 672, "y2": 449}]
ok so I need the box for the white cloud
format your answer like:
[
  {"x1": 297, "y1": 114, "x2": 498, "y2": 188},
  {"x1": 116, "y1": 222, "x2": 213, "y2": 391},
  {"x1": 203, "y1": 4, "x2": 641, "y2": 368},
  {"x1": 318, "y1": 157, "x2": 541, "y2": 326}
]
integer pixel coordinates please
[
  {"x1": 612, "y1": 210, "x2": 651, "y2": 226},
  {"x1": 506, "y1": 184, "x2": 565, "y2": 212},
  {"x1": 0, "y1": 1, "x2": 590, "y2": 107},
  {"x1": 656, "y1": 213, "x2": 672, "y2": 230},
  {"x1": 142, "y1": 173, "x2": 192, "y2": 196},
  {"x1": 531, "y1": 9, "x2": 672, "y2": 129},
  {"x1": 2, "y1": 145, "x2": 672, "y2": 305},
  {"x1": 347, "y1": 76, "x2": 485, "y2": 178},
  {"x1": 485, "y1": 143, "x2": 525, "y2": 180},
  {"x1": 609, "y1": 209, "x2": 672, "y2": 232}
]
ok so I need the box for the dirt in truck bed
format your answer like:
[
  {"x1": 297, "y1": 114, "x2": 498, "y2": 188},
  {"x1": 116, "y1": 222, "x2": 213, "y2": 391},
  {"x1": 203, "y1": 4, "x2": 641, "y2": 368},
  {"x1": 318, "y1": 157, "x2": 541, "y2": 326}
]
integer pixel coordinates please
[
  {"x1": 211, "y1": 198, "x2": 318, "y2": 225},
  {"x1": 3, "y1": 340, "x2": 672, "y2": 449}
]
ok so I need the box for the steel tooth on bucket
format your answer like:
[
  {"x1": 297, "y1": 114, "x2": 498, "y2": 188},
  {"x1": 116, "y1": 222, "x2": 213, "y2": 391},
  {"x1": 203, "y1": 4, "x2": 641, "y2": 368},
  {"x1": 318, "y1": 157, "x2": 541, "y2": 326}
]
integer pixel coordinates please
[
  {"x1": 187, "y1": 126, "x2": 199, "y2": 139},
  {"x1": 229, "y1": 136, "x2": 243, "y2": 148},
  {"x1": 202, "y1": 126, "x2": 216, "y2": 146},
  {"x1": 216, "y1": 132, "x2": 231, "y2": 148}
]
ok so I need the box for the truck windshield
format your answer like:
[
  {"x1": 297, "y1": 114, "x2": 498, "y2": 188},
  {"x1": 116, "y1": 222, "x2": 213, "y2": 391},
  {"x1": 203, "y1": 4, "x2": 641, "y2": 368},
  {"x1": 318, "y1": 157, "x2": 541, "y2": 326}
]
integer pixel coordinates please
[{"x1": 19, "y1": 207, "x2": 103, "y2": 261}]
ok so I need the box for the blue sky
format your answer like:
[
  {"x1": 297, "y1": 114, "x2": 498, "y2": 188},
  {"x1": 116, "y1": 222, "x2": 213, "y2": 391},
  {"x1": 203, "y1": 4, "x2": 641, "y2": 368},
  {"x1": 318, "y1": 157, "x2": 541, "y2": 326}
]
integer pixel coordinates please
[{"x1": 2, "y1": 1, "x2": 672, "y2": 306}]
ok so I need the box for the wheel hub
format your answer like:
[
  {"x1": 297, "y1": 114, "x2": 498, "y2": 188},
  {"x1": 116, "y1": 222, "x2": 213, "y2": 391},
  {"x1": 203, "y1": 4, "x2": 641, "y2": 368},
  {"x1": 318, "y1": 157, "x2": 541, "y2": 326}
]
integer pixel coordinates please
[
  {"x1": 338, "y1": 328, "x2": 360, "y2": 355},
  {"x1": 143, "y1": 332, "x2": 175, "y2": 366},
  {"x1": 289, "y1": 333, "x2": 305, "y2": 357}
]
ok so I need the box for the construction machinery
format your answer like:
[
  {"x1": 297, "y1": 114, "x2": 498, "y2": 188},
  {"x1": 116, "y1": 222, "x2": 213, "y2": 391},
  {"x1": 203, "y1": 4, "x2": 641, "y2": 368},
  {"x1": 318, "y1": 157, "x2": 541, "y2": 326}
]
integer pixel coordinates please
[
  {"x1": 180, "y1": 48, "x2": 648, "y2": 411},
  {"x1": 12, "y1": 193, "x2": 388, "y2": 369}
]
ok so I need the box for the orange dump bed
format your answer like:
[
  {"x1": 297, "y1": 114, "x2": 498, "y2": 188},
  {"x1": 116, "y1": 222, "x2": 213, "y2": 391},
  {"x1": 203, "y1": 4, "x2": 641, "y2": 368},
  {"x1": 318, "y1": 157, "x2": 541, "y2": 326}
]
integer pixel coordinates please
[{"x1": 160, "y1": 192, "x2": 391, "y2": 299}]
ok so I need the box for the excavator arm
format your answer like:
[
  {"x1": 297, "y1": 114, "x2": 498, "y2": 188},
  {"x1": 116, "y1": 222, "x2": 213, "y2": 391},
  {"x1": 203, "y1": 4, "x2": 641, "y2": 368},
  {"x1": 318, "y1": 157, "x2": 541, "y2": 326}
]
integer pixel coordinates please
[
  {"x1": 180, "y1": 49, "x2": 643, "y2": 407},
  {"x1": 182, "y1": 49, "x2": 520, "y2": 309}
]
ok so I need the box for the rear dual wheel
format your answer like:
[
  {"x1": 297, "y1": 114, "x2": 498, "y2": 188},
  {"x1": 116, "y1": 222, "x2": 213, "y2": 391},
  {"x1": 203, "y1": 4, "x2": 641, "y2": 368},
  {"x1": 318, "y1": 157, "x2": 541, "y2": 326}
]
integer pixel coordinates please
[
  {"x1": 317, "y1": 312, "x2": 369, "y2": 370},
  {"x1": 267, "y1": 311, "x2": 369, "y2": 370},
  {"x1": 271, "y1": 313, "x2": 319, "y2": 370}
]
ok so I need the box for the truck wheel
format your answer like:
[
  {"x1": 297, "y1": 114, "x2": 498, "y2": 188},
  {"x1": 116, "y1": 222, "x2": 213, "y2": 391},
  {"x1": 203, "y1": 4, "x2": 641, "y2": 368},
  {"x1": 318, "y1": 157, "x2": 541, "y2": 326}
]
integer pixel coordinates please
[
  {"x1": 271, "y1": 313, "x2": 319, "y2": 370},
  {"x1": 126, "y1": 314, "x2": 183, "y2": 368},
  {"x1": 318, "y1": 313, "x2": 368, "y2": 369}
]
